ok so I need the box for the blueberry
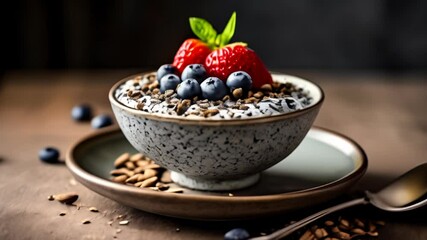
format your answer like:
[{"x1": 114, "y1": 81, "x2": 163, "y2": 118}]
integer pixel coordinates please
[
  {"x1": 200, "y1": 77, "x2": 228, "y2": 101},
  {"x1": 71, "y1": 104, "x2": 92, "y2": 121},
  {"x1": 39, "y1": 147, "x2": 60, "y2": 163},
  {"x1": 181, "y1": 64, "x2": 207, "y2": 83},
  {"x1": 91, "y1": 114, "x2": 113, "y2": 129},
  {"x1": 282, "y1": 97, "x2": 303, "y2": 111},
  {"x1": 157, "y1": 64, "x2": 178, "y2": 81},
  {"x1": 226, "y1": 71, "x2": 252, "y2": 93},
  {"x1": 224, "y1": 228, "x2": 250, "y2": 240},
  {"x1": 176, "y1": 79, "x2": 202, "y2": 99},
  {"x1": 160, "y1": 74, "x2": 181, "y2": 93}
]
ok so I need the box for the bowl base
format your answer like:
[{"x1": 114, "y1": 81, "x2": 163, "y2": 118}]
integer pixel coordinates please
[{"x1": 170, "y1": 171, "x2": 260, "y2": 191}]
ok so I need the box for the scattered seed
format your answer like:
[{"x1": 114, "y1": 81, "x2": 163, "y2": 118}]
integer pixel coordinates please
[
  {"x1": 59, "y1": 212, "x2": 66, "y2": 216},
  {"x1": 119, "y1": 220, "x2": 129, "y2": 225},
  {"x1": 48, "y1": 195, "x2": 55, "y2": 201},
  {"x1": 116, "y1": 229, "x2": 122, "y2": 233},
  {"x1": 69, "y1": 178, "x2": 78, "y2": 186},
  {"x1": 89, "y1": 207, "x2": 99, "y2": 212},
  {"x1": 228, "y1": 193, "x2": 234, "y2": 197},
  {"x1": 82, "y1": 219, "x2": 91, "y2": 224},
  {"x1": 54, "y1": 192, "x2": 79, "y2": 205},
  {"x1": 176, "y1": 228, "x2": 180, "y2": 232}
]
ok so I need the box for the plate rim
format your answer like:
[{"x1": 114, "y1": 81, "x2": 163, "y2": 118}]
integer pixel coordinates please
[{"x1": 66, "y1": 126, "x2": 368, "y2": 203}]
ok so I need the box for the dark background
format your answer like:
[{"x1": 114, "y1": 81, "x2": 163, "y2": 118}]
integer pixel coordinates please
[{"x1": 2, "y1": 0, "x2": 427, "y2": 71}]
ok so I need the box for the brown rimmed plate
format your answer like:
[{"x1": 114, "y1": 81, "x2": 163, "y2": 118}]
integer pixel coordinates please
[{"x1": 66, "y1": 127, "x2": 367, "y2": 220}]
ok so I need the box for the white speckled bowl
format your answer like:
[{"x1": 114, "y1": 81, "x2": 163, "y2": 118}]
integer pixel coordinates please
[{"x1": 109, "y1": 73, "x2": 324, "y2": 191}]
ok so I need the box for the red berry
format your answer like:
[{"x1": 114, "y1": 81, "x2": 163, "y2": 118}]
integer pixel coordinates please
[
  {"x1": 205, "y1": 44, "x2": 272, "y2": 89},
  {"x1": 172, "y1": 39, "x2": 212, "y2": 74}
]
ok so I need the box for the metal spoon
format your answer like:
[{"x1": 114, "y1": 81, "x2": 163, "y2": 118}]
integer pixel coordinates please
[{"x1": 251, "y1": 163, "x2": 427, "y2": 240}]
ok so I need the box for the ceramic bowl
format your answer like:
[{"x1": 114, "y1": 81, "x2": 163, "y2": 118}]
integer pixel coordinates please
[{"x1": 109, "y1": 73, "x2": 324, "y2": 191}]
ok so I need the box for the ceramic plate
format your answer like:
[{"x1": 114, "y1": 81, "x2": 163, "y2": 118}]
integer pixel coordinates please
[{"x1": 66, "y1": 127, "x2": 367, "y2": 220}]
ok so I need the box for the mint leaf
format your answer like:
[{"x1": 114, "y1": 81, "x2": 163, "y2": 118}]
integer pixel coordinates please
[
  {"x1": 218, "y1": 12, "x2": 236, "y2": 47},
  {"x1": 189, "y1": 17, "x2": 217, "y2": 45}
]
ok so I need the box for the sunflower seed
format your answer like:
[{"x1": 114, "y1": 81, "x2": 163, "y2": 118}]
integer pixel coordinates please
[
  {"x1": 114, "y1": 153, "x2": 130, "y2": 167},
  {"x1": 89, "y1": 207, "x2": 99, "y2": 212},
  {"x1": 138, "y1": 176, "x2": 158, "y2": 188},
  {"x1": 54, "y1": 192, "x2": 79, "y2": 205}
]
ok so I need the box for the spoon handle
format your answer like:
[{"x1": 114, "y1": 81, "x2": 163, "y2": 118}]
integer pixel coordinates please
[{"x1": 250, "y1": 197, "x2": 368, "y2": 240}]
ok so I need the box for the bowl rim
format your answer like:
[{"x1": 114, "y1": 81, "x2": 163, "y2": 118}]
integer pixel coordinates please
[{"x1": 108, "y1": 72, "x2": 325, "y2": 126}]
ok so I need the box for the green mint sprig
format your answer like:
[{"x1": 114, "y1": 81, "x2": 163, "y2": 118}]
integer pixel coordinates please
[{"x1": 189, "y1": 11, "x2": 238, "y2": 49}]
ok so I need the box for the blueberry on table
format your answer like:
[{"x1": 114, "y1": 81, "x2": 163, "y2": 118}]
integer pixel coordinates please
[
  {"x1": 71, "y1": 104, "x2": 92, "y2": 121},
  {"x1": 176, "y1": 79, "x2": 202, "y2": 99},
  {"x1": 157, "y1": 64, "x2": 178, "y2": 81},
  {"x1": 226, "y1": 71, "x2": 252, "y2": 93},
  {"x1": 224, "y1": 228, "x2": 250, "y2": 240},
  {"x1": 91, "y1": 114, "x2": 113, "y2": 129},
  {"x1": 200, "y1": 77, "x2": 228, "y2": 101},
  {"x1": 181, "y1": 64, "x2": 207, "y2": 83},
  {"x1": 39, "y1": 147, "x2": 60, "y2": 163},
  {"x1": 159, "y1": 74, "x2": 181, "y2": 93}
]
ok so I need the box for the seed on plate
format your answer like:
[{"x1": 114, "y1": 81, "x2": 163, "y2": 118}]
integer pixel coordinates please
[
  {"x1": 155, "y1": 182, "x2": 169, "y2": 191},
  {"x1": 299, "y1": 230, "x2": 314, "y2": 240},
  {"x1": 138, "y1": 176, "x2": 158, "y2": 188},
  {"x1": 110, "y1": 168, "x2": 134, "y2": 177},
  {"x1": 143, "y1": 169, "x2": 158, "y2": 179},
  {"x1": 144, "y1": 163, "x2": 162, "y2": 170},
  {"x1": 114, "y1": 153, "x2": 130, "y2": 167},
  {"x1": 314, "y1": 228, "x2": 328, "y2": 238},
  {"x1": 130, "y1": 153, "x2": 144, "y2": 162},
  {"x1": 160, "y1": 171, "x2": 172, "y2": 183},
  {"x1": 339, "y1": 218, "x2": 350, "y2": 229},
  {"x1": 112, "y1": 175, "x2": 128, "y2": 183},
  {"x1": 125, "y1": 173, "x2": 143, "y2": 183},
  {"x1": 324, "y1": 220, "x2": 334, "y2": 226},
  {"x1": 59, "y1": 212, "x2": 66, "y2": 216},
  {"x1": 135, "y1": 160, "x2": 149, "y2": 167},
  {"x1": 351, "y1": 228, "x2": 365, "y2": 235},
  {"x1": 48, "y1": 195, "x2": 55, "y2": 201},
  {"x1": 354, "y1": 218, "x2": 364, "y2": 228},
  {"x1": 164, "y1": 188, "x2": 184, "y2": 194},
  {"x1": 125, "y1": 161, "x2": 135, "y2": 170},
  {"x1": 54, "y1": 192, "x2": 79, "y2": 205}
]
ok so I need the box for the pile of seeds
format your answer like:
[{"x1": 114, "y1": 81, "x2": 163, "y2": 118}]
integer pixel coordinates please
[
  {"x1": 115, "y1": 73, "x2": 312, "y2": 118},
  {"x1": 296, "y1": 216, "x2": 384, "y2": 240},
  {"x1": 110, "y1": 152, "x2": 184, "y2": 193}
]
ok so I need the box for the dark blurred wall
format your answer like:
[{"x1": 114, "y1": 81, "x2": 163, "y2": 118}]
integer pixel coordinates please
[{"x1": 2, "y1": 0, "x2": 427, "y2": 71}]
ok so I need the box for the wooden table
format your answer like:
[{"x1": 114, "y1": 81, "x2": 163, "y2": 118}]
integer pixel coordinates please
[{"x1": 1, "y1": 70, "x2": 426, "y2": 239}]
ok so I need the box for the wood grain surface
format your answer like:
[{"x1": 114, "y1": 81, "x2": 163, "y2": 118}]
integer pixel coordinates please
[{"x1": 0, "y1": 70, "x2": 426, "y2": 240}]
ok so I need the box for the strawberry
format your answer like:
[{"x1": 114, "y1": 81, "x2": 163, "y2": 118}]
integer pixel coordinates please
[
  {"x1": 172, "y1": 12, "x2": 272, "y2": 89},
  {"x1": 172, "y1": 39, "x2": 211, "y2": 74},
  {"x1": 205, "y1": 43, "x2": 273, "y2": 89}
]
